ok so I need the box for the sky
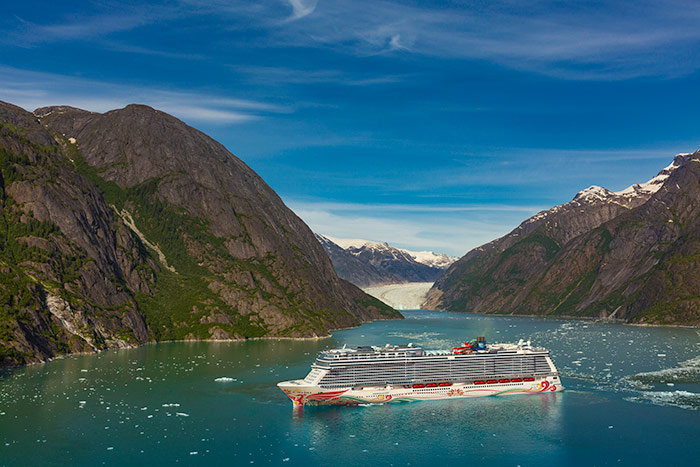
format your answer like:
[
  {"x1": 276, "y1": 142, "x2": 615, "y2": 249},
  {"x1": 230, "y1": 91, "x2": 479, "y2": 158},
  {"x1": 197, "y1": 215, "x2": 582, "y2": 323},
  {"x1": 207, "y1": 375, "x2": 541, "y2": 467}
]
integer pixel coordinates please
[{"x1": 1, "y1": 0, "x2": 700, "y2": 257}]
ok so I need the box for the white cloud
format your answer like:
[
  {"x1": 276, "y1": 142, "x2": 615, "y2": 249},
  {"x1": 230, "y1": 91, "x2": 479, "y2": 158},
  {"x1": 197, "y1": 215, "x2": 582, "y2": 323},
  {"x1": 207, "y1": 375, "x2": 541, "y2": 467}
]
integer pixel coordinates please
[
  {"x1": 270, "y1": 0, "x2": 700, "y2": 79},
  {"x1": 7, "y1": 1, "x2": 699, "y2": 79},
  {"x1": 286, "y1": 199, "x2": 542, "y2": 256},
  {"x1": 233, "y1": 65, "x2": 408, "y2": 86},
  {"x1": 0, "y1": 66, "x2": 287, "y2": 124},
  {"x1": 287, "y1": 0, "x2": 318, "y2": 20}
]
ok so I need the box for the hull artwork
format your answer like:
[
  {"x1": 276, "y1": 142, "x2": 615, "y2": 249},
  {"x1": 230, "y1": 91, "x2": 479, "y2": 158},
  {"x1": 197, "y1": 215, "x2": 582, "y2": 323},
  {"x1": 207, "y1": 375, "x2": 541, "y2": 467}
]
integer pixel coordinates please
[{"x1": 279, "y1": 337, "x2": 563, "y2": 406}]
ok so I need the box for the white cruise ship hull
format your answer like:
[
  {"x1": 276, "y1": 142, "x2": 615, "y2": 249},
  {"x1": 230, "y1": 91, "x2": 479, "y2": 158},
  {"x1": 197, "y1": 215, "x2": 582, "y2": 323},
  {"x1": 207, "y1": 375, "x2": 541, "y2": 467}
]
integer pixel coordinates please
[{"x1": 278, "y1": 375, "x2": 563, "y2": 406}]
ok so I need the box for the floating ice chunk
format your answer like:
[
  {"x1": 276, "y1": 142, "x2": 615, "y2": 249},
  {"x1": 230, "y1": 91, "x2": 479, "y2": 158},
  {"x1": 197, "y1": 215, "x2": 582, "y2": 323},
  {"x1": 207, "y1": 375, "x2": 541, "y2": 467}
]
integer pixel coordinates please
[
  {"x1": 190, "y1": 452, "x2": 198, "y2": 455},
  {"x1": 176, "y1": 412, "x2": 189, "y2": 417},
  {"x1": 627, "y1": 390, "x2": 700, "y2": 410}
]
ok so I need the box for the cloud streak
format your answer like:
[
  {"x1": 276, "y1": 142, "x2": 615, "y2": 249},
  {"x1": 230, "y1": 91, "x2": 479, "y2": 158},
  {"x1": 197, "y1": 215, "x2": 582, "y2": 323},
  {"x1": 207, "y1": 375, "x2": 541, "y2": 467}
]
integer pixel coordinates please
[
  {"x1": 6, "y1": 1, "x2": 699, "y2": 79},
  {"x1": 287, "y1": 0, "x2": 318, "y2": 20},
  {"x1": 287, "y1": 198, "x2": 537, "y2": 256},
  {"x1": 270, "y1": 0, "x2": 700, "y2": 79},
  {"x1": 0, "y1": 66, "x2": 287, "y2": 124}
]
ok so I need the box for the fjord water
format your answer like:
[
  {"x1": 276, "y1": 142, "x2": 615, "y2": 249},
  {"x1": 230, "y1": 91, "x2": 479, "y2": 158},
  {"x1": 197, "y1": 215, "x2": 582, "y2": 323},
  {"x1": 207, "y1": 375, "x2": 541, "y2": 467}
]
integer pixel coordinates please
[{"x1": 1, "y1": 311, "x2": 699, "y2": 466}]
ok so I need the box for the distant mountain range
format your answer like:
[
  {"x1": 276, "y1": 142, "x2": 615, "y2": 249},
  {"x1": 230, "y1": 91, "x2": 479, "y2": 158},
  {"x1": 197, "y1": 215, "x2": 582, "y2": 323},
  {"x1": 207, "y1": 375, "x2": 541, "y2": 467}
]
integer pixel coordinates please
[
  {"x1": 0, "y1": 101, "x2": 400, "y2": 367},
  {"x1": 425, "y1": 151, "x2": 700, "y2": 326},
  {"x1": 316, "y1": 234, "x2": 457, "y2": 287}
]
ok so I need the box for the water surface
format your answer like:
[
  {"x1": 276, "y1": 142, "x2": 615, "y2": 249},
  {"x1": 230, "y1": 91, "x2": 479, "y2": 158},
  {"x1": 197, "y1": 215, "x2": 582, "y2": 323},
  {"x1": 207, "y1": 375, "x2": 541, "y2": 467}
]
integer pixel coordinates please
[{"x1": 1, "y1": 310, "x2": 699, "y2": 466}]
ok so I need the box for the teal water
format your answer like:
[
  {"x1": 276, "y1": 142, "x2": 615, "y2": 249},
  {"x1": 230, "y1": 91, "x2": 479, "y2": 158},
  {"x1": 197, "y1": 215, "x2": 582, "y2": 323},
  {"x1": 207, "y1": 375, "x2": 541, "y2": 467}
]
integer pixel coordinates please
[{"x1": 1, "y1": 310, "x2": 700, "y2": 466}]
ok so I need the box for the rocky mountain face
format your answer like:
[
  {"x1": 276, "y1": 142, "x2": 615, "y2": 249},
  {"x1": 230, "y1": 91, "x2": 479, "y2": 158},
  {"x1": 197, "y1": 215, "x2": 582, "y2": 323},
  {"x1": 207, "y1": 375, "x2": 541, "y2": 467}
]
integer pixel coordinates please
[
  {"x1": 425, "y1": 152, "x2": 700, "y2": 326},
  {"x1": 316, "y1": 234, "x2": 456, "y2": 287},
  {"x1": 0, "y1": 101, "x2": 399, "y2": 367}
]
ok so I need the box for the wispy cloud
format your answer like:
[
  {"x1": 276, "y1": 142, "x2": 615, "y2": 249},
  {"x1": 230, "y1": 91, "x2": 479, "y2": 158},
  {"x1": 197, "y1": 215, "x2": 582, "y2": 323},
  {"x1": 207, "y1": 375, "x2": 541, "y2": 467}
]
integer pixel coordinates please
[
  {"x1": 7, "y1": 2, "x2": 176, "y2": 46},
  {"x1": 287, "y1": 199, "x2": 538, "y2": 256},
  {"x1": 269, "y1": 0, "x2": 700, "y2": 79},
  {"x1": 6, "y1": 1, "x2": 699, "y2": 79},
  {"x1": 233, "y1": 65, "x2": 408, "y2": 86},
  {"x1": 289, "y1": 200, "x2": 546, "y2": 214},
  {"x1": 0, "y1": 66, "x2": 287, "y2": 124},
  {"x1": 287, "y1": 0, "x2": 318, "y2": 20}
]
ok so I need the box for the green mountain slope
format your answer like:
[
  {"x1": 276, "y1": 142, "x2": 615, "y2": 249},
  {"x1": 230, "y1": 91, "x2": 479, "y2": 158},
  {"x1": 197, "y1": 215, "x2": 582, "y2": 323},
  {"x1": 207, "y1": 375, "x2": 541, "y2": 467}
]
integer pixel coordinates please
[
  {"x1": 0, "y1": 102, "x2": 399, "y2": 367},
  {"x1": 426, "y1": 152, "x2": 700, "y2": 326}
]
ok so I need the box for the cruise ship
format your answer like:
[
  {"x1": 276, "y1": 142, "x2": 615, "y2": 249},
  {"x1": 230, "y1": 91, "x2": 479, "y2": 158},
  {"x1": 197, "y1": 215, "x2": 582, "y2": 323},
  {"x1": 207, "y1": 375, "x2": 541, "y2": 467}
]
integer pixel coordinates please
[{"x1": 278, "y1": 337, "x2": 563, "y2": 406}]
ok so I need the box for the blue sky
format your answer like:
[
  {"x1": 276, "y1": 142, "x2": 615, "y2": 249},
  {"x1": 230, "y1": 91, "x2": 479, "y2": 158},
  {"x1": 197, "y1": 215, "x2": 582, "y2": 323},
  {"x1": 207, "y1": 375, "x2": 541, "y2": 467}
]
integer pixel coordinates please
[{"x1": 2, "y1": 0, "x2": 700, "y2": 256}]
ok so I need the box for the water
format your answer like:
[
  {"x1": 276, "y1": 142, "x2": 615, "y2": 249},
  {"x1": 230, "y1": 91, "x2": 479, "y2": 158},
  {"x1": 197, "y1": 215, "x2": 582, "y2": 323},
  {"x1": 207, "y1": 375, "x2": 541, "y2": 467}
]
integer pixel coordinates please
[{"x1": 1, "y1": 310, "x2": 700, "y2": 466}]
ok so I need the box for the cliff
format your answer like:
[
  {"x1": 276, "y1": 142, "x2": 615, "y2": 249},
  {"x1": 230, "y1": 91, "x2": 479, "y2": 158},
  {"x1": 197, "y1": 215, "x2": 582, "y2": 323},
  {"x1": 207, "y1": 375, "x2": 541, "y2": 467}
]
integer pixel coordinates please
[
  {"x1": 425, "y1": 152, "x2": 700, "y2": 326},
  {"x1": 0, "y1": 101, "x2": 400, "y2": 367}
]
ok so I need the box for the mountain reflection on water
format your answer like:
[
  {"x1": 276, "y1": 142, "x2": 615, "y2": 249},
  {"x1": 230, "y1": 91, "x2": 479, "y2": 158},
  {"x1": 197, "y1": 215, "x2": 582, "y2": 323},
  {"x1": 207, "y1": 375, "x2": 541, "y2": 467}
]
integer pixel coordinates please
[{"x1": 1, "y1": 310, "x2": 699, "y2": 466}]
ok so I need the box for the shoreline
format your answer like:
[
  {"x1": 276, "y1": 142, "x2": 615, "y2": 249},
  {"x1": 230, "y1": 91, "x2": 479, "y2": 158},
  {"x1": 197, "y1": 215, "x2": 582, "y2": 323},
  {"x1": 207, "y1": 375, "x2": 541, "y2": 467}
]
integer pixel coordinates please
[
  {"x1": 5, "y1": 309, "x2": 696, "y2": 374},
  {"x1": 0, "y1": 315, "x2": 398, "y2": 372},
  {"x1": 420, "y1": 307, "x2": 700, "y2": 329}
]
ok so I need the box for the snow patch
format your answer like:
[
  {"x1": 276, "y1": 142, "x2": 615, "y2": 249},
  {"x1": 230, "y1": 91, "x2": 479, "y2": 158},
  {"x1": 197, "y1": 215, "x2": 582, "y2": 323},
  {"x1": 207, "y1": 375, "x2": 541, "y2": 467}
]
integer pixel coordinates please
[
  {"x1": 320, "y1": 234, "x2": 456, "y2": 268},
  {"x1": 403, "y1": 250, "x2": 458, "y2": 269},
  {"x1": 574, "y1": 185, "x2": 613, "y2": 202},
  {"x1": 323, "y1": 235, "x2": 385, "y2": 250}
]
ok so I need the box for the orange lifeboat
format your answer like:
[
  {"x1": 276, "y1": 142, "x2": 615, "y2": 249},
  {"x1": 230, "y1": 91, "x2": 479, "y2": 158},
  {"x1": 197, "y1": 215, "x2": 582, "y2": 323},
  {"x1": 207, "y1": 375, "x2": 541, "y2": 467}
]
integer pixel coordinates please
[
  {"x1": 413, "y1": 384, "x2": 425, "y2": 388},
  {"x1": 439, "y1": 382, "x2": 452, "y2": 387},
  {"x1": 426, "y1": 383, "x2": 438, "y2": 388}
]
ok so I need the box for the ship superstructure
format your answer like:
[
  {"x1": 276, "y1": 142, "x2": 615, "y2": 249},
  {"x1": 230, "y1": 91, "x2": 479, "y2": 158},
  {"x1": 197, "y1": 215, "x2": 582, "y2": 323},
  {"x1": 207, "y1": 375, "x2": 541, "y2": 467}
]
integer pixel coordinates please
[{"x1": 278, "y1": 337, "x2": 563, "y2": 406}]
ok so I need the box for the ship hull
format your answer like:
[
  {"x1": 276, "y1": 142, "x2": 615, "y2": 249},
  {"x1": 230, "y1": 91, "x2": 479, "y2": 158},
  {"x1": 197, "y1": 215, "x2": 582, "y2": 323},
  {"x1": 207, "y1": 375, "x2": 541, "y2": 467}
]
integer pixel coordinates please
[{"x1": 278, "y1": 376, "x2": 563, "y2": 406}]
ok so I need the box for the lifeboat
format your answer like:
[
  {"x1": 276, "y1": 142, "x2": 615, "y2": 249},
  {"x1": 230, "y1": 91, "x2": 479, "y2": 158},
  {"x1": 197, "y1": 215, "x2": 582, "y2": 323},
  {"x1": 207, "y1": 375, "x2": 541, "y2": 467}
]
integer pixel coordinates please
[
  {"x1": 474, "y1": 380, "x2": 485, "y2": 385},
  {"x1": 523, "y1": 377, "x2": 535, "y2": 382},
  {"x1": 413, "y1": 384, "x2": 425, "y2": 388},
  {"x1": 510, "y1": 378, "x2": 522, "y2": 382},
  {"x1": 499, "y1": 379, "x2": 510, "y2": 383},
  {"x1": 439, "y1": 382, "x2": 452, "y2": 387},
  {"x1": 486, "y1": 380, "x2": 498, "y2": 384},
  {"x1": 426, "y1": 383, "x2": 438, "y2": 388}
]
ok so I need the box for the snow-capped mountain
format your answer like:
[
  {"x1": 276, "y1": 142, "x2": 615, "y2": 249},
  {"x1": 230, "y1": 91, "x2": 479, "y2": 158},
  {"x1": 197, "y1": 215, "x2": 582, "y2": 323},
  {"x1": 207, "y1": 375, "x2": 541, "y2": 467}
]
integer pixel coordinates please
[
  {"x1": 323, "y1": 235, "x2": 458, "y2": 269},
  {"x1": 316, "y1": 234, "x2": 457, "y2": 288},
  {"x1": 426, "y1": 150, "x2": 700, "y2": 326}
]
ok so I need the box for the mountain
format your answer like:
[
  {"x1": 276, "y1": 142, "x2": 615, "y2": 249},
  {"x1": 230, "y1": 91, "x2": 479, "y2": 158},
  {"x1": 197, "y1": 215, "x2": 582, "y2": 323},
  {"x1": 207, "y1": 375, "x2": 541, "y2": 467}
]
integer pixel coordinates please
[
  {"x1": 316, "y1": 234, "x2": 457, "y2": 287},
  {"x1": 425, "y1": 151, "x2": 700, "y2": 326},
  {"x1": 0, "y1": 101, "x2": 400, "y2": 367}
]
